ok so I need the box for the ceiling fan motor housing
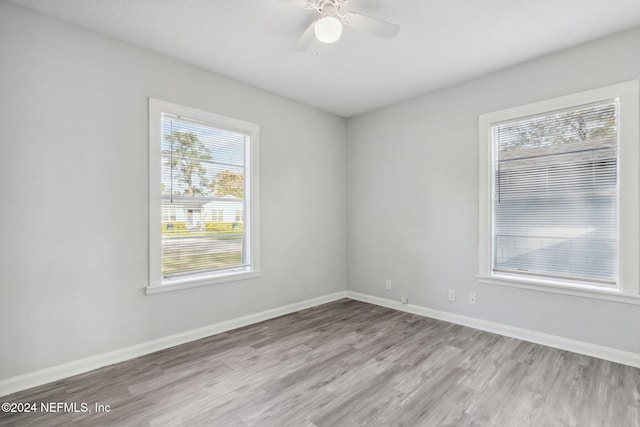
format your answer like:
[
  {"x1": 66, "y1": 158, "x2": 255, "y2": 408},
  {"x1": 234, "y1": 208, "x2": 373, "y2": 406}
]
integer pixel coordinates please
[{"x1": 317, "y1": 0, "x2": 348, "y2": 18}]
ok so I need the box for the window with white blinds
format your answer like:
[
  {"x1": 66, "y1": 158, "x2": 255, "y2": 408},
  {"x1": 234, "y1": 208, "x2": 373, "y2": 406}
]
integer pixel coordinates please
[
  {"x1": 492, "y1": 102, "x2": 618, "y2": 286},
  {"x1": 478, "y1": 81, "x2": 640, "y2": 299},
  {"x1": 161, "y1": 114, "x2": 249, "y2": 279},
  {"x1": 148, "y1": 99, "x2": 260, "y2": 293}
]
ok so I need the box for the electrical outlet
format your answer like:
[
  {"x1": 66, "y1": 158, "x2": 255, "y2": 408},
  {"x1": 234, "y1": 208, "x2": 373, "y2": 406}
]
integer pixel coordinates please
[
  {"x1": 385, "y1": 279, "x2": 391, "y2": 290},
  {"x1": 448, "y1": 289, "x2": 456, "y2": 301},
  {"x1": 468, "y1": 292, "x2": 476, "y2": 305},
  {"x1": 400, "y1": 295, "x2": 408, "y2": 304}
]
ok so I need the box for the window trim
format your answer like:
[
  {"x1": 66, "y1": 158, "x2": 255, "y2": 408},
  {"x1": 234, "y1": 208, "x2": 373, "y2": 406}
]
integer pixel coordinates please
[
  {"x1": 147, "y1": 98, "x2": 261, "y2": 295},
  {"x1": 478, "y1": 81, "x2": 639, "y2": 302}
]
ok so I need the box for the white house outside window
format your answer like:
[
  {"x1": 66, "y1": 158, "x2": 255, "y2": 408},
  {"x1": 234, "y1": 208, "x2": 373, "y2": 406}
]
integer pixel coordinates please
[
  {"x1": 148, "y1": 99, "x2": 261, "y2": 294},
  {"x1": 478, "y1": 81, "x2": 640, "y2": 302}
]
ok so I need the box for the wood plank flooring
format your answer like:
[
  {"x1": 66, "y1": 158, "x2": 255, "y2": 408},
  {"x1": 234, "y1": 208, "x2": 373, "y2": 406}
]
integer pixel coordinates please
[{"x1": 1, "y1": 299, "x2": 639, "y2": 426}]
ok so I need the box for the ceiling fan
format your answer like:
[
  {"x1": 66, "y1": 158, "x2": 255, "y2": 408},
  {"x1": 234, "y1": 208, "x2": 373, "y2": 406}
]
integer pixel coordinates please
[{"x1": 281, "y1": 0, "x2": 400, "y2": 51}]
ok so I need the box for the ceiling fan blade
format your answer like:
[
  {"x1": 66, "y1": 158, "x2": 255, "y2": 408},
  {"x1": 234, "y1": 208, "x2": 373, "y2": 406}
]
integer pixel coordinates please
[
  {"x1": 291, "y1": 21, "x2": 316, "y2": 52},
  {"x1": 341, "y1": 12, "x2": 399, "y2": 39},
  {"x1": 278, "y1": 0, "x2": 317, "y2": 9}
]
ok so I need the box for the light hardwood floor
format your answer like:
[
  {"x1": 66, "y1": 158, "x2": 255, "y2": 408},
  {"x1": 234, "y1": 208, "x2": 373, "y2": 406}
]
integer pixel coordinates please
[{"x1": 1, "y1": 299, "x2": 639, "y2": 426}]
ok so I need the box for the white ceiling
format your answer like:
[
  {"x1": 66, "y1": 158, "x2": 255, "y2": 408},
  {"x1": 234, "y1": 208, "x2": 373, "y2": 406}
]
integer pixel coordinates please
[{"x1": 7, "y1": 0, "x2": 640, "y2": 117}]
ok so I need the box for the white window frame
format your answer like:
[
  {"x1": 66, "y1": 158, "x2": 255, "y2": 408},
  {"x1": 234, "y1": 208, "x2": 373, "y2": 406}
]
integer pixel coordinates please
[
  {"x1": 478, "y1": 81, "x2": 640, "y2": 304},
  {"x1": 147, "y1": 98, "x2": 261, "y2": 295}
]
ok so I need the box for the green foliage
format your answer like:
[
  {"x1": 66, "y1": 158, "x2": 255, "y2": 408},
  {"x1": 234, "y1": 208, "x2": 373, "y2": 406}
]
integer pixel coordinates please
[
  {"x1": 498, "y1": 104, "x2": 617, "y2": 152},
  {"x1": 162, "y1": 222, "x2": 187, "y2": 233},
  {"x1": 163, "y1": 131, "x2": 212, "y2": 196},
  {"x1": 204, "y1": 222, "x2": 243, "y2": 232},
  {"x1": 211, "y1": 170, "x2": 244, "y2": 198}
]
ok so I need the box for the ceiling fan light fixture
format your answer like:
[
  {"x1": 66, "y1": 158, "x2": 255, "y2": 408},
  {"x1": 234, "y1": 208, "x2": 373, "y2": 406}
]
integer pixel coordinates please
[{"x1": 314, "y1": 16, "x2": 342, "y2": 43}]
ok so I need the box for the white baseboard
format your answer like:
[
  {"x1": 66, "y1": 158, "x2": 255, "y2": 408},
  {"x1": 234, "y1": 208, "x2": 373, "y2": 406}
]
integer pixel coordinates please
[
  {"x1": 0, "y1": 291, "x2": 348, "y2": 397},
  {"x1": 346, "y1": 291, "x2": 640, "y2": 369},
  {"x1": 4, "y1": 289, "x2": 638, "y2": 397}
]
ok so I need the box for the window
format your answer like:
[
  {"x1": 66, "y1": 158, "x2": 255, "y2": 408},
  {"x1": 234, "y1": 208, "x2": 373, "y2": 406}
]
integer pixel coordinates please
[
  {"x1": 162, "y1": 208, "x2": 177, "y2": 222},
  {"x1": 235, "y1": 210, "x2": 244, "y2": 222},
  {"x1": 478, "y1": 81, "x2": 639, "y2": 300},
  {"x1": 211, "y1": 209, "x2": 224, "y2": 222},
  {"x1": 148, "y1": 99, "x2": 260, "y2": 294}
]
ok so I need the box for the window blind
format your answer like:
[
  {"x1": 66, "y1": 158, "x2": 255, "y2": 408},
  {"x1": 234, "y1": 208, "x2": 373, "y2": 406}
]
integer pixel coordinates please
[
  {"x1": 161, "y1": 114, "x2": 248, "y2": 279},
  {"x1": 491, "y1": 101, "x2": 618, "y2": 286}
]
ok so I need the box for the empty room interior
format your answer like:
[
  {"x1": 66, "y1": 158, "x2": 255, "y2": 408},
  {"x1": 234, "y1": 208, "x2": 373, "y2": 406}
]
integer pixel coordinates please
[{"x1": 2, "y1": 0, "x2": 640, "y2": 425}]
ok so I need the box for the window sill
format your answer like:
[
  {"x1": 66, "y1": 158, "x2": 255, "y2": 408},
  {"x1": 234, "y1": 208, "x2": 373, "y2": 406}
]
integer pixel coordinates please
[
  {"x1": 146, "y1": 270, "x2": 262, "y2": 295},
  {"x1": 477, "y1": 274, "x2": 640, "y2": 305}
]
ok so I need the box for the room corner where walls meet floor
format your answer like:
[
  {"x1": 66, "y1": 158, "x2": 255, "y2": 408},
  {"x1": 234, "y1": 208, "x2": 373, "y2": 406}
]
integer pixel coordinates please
[{"x1": 2, "y1": 290, "x2": 639, "y2": 397}]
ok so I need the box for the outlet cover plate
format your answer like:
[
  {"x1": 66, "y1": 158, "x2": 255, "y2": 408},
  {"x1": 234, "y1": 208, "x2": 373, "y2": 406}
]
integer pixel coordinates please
[{"x1": 468, "y1": 292, "x2": 476, "y2": 305}]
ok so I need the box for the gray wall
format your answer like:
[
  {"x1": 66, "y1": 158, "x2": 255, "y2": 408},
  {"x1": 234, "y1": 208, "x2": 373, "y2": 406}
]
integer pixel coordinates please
[
  {"x1": 346, "y1": 26, "x2": 640, "y2": 354},
  {"x1": 0, "y1": 2, "x2": 346, "y2": 380},
  {"x1": 2, "y1": 0, "x2": 639, "y2": 383}
]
